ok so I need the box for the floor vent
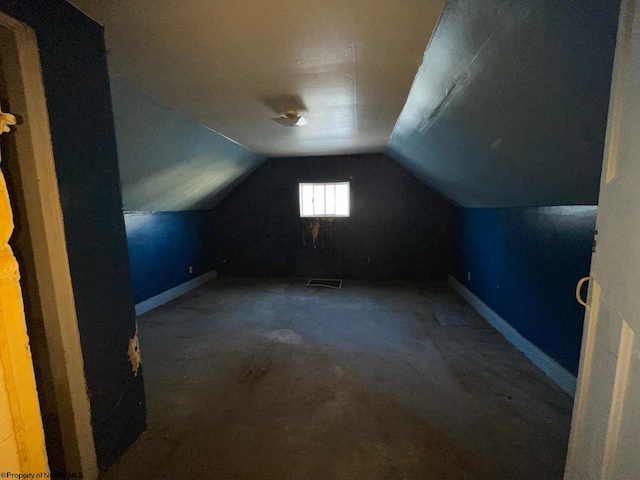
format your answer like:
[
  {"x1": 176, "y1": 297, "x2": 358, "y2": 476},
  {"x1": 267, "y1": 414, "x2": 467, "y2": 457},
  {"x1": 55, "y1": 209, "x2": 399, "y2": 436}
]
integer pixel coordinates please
[{"x1": 306, "y1": 278, "x2": 342, "y2": 289}]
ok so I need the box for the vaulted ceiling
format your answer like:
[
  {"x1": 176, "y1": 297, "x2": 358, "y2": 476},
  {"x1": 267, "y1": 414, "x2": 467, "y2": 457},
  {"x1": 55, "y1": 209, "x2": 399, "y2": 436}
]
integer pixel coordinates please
[
  {"x1": 68, "y1": 0, "x2": 445, "y2": 157},
  {"x1": 67, "y1": 0, "x2": 620, "y2": 208}
]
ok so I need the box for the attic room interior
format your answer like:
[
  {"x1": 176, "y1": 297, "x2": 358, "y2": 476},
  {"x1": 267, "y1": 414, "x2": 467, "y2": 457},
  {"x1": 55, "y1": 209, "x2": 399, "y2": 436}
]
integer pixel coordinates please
[{"x1": 1, "y1": 0, "x2": 639, "y2": 478}]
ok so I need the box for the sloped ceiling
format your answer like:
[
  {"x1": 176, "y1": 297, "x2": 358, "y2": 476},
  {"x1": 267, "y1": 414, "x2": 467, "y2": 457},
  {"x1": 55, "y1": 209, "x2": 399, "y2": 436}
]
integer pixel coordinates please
[
  {"x1": 111, "y1": 79, "x2": 265, "y2": 211},
  {"x1": 68, "y1": 0, "x2": 445, "y2": 157},
  {"x1": 387, "y1": 0, "x2": 620, "y2": 207},
  {"x1": 67, "y1": 0, "x2": 620, "y2": 209}
]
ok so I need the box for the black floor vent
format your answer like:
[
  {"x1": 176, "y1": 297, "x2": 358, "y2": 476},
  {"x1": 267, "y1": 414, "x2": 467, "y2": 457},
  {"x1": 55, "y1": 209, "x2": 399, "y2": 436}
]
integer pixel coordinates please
[{"x1": 306, "y1": 278, "x2": 342, "y2": 289}]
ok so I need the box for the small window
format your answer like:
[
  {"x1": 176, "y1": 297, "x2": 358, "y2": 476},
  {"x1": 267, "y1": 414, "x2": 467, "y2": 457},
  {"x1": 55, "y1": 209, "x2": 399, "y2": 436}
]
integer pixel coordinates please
[{"x1": 299, "y1": 182, "x2": 350, "y2": 217}]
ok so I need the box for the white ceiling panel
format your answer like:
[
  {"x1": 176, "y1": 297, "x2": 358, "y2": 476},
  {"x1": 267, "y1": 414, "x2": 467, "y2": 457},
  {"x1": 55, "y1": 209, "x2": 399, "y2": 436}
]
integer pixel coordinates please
[{"x1": 68, "y1": 0, "x2": 445, "y2": 157}]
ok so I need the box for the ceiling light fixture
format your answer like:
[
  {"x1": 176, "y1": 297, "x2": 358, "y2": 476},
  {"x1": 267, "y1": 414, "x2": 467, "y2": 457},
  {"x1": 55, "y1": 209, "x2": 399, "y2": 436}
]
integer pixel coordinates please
[{"x1": 272, "y1": 110, "x2": 308, "y2": 127}]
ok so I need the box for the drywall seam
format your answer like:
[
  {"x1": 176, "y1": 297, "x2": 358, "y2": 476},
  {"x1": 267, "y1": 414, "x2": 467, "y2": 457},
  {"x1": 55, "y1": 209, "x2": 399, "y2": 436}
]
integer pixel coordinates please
[
  {"x1": 135, "y1": 269, "x2": 217, "y2": 316},
  {"x1": 448, "y1": 275, "x2": 577, "y2": 396}
]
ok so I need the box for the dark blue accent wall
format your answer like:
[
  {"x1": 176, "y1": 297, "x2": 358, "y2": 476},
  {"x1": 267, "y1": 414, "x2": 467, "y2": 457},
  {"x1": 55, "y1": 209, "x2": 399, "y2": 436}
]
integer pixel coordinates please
[
  {"x1": 1, "y1": 0, "x2": 145, "y2": 468},
  {"x1": 452, "y1": 207, "x2": 597, "y2": 375},
  {"x1": 125, "y1": 211, "x2": 216, "y2": 304},
  {"x1": 214, "y1": 154, "x2": 458, "y2": 280}
]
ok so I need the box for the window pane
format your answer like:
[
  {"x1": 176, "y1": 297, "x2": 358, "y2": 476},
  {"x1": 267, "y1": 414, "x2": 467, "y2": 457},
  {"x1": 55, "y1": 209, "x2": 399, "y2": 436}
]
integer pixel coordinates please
[
  {"x1": 299, "y1": 182, "x2": 349, "y2": 217},
  {"x1": 301, "y1": 184, "x2": 314, "y2": 216},
  {"x1": 325, "y1": 184, "x2": 335, "y2": 214},
  {"x1": 313, "y1": 185, "x2": 325, "y2": 215},
  {"x1": 335, "y1": 184, "x2": 349, "y2": 215}
]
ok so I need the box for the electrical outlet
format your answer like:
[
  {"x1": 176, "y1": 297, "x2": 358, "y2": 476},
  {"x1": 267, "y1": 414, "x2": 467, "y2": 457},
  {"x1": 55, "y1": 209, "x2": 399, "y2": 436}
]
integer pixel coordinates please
[
  {"x1": 467, "y1": 272, "x2": 471, "y2": 281},
  {"x1": 189, "y1": 266, "x2": 193, "y2": 274}
]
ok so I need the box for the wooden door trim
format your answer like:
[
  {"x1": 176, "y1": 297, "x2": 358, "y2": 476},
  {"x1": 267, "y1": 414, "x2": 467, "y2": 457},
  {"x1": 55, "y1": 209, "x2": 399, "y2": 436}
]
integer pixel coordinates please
[{"x1": 0, "y1": 12, "x2": 98, "y2": 479}]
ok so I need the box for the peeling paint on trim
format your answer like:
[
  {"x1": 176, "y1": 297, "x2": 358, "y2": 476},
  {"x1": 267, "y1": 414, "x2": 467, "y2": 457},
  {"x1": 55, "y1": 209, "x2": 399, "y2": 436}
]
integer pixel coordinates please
[{"x1": 127, "y1": 323, "x2": 141, "y2": 377}]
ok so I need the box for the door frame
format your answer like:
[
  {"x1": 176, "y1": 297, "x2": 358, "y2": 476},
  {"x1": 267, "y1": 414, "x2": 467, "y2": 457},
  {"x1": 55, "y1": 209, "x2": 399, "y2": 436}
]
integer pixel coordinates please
[{"x1": 0, "y1": 12, "x2": 98, "y2": 479}]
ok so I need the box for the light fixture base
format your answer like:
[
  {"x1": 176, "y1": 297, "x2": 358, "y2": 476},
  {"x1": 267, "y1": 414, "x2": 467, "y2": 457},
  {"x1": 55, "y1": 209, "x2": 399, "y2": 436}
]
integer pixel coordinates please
[{"x1": 272, "y1": 110, "x2": 308, "y2": 127}]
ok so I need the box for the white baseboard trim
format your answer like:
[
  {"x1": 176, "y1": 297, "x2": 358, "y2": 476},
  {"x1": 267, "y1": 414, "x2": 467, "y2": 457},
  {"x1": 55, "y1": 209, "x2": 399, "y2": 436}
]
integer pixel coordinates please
[
  {"x1": 135, "y1": 269, "x2": 218, "y2": 316},
  {"x1": 448, "y1": 275, "x2": 577, "y2": 397}
]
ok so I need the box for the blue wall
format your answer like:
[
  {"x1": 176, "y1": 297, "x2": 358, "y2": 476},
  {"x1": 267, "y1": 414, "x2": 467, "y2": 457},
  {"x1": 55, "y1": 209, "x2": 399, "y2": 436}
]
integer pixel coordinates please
[
  {"x1": 125, "y1": 211, "x2": 216, "y2": 303},
  {"x1": 388, "y1": 0, "x2": 619, "y2": 207},
  {"x1": 112, "y1": 80, "x2": 263, "y2": 307},
  {"x1": 1, "y1": 0, "x2": 145, "y2": 467},
  {"x1": 452, "y1": 206, "x2": 597, "y2": 375}
]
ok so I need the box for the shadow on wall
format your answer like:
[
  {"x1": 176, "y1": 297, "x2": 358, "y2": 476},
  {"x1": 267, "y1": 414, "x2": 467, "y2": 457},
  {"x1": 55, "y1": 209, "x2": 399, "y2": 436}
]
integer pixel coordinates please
[
  {"x1": 452, "y1": 206, "x2": 597, "y2": 375},
  {"x1": 0, "y1": 0, "x2": 147, "y2": 468},
  {"x1": 213, "y1": 154, "x2": 459, "y2": 280}
]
